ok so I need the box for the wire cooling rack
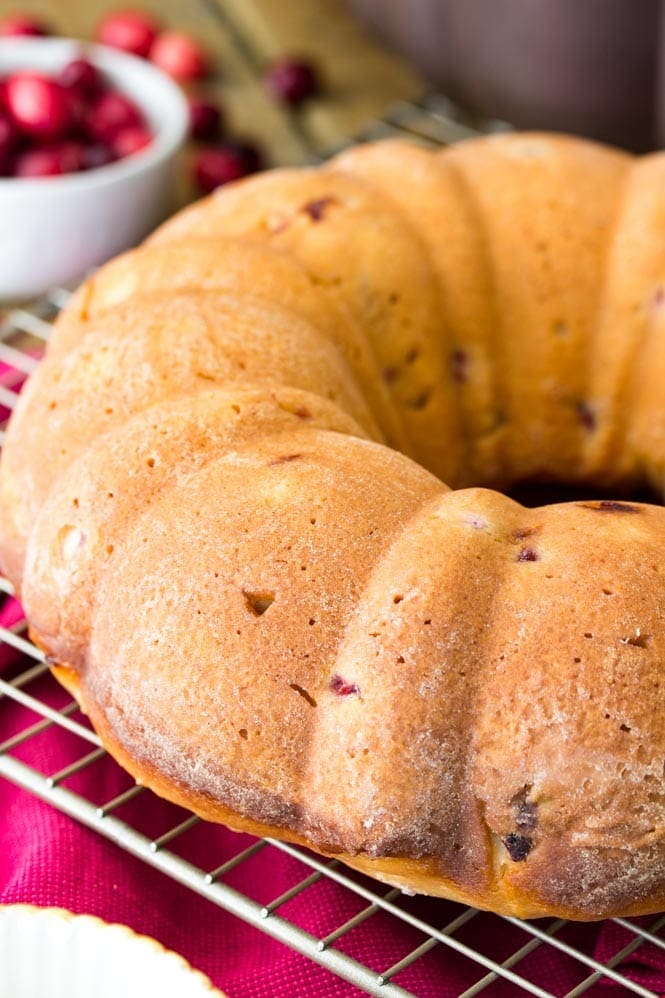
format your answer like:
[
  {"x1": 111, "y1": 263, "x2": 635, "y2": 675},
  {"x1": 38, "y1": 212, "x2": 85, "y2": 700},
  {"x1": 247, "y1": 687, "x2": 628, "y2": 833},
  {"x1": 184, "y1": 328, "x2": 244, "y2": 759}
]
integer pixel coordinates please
[{"x1": 1, "y1": 98, "x2": 665, "y2": 997}]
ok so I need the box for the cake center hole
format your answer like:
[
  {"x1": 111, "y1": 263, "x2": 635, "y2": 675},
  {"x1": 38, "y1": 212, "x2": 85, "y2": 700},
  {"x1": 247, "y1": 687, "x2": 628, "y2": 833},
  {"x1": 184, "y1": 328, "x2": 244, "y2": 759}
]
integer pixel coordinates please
[{"x1": 507, "y1": 481, "x2": 662, "y2": 508}]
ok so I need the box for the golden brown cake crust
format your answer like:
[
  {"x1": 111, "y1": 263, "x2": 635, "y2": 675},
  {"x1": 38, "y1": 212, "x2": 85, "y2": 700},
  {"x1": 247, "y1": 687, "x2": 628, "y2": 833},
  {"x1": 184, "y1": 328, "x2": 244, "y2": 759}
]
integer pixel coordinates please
[{"x1": 2, "y1": 133, "x2": 665, "y2": 920}]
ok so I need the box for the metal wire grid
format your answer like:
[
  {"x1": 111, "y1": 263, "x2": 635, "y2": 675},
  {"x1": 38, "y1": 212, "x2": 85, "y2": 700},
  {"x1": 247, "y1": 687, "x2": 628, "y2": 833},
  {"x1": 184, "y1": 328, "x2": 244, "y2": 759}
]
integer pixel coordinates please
[{"x1": 1, "y1": 101, "x2": 665, "y2": 997}]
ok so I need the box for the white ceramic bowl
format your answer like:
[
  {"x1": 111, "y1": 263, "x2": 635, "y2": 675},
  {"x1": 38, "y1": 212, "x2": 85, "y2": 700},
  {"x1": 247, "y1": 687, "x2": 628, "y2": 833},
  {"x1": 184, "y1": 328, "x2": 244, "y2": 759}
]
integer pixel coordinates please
[
  {"x1": 0, "y1": 38, "x2": 189, "y2": 301},
  {"x1": 0, "y1": 905, "x2": 225, "y2": 997}
]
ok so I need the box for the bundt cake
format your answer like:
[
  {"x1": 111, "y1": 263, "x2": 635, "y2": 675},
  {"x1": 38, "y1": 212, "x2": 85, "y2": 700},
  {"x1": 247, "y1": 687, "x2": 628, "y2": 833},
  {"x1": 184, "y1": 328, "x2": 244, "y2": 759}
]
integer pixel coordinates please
[{"x1": 1, "y1": 132, "x2": 664, "y2": 921}]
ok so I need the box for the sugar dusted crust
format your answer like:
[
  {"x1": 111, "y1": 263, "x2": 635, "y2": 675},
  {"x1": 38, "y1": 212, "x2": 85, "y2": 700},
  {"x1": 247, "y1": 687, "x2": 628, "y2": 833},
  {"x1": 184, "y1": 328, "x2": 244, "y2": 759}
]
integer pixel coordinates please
[{"x1": 2, "y1": 133, "x2": 665, "y2": 920}]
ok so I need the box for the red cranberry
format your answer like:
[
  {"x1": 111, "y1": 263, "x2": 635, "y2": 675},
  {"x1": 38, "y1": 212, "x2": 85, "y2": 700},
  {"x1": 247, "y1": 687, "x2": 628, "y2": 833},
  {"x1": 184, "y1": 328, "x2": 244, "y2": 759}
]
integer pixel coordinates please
[
  {"x1": 265, "y1": 58, "x2": 320, "y2": 105},
  {"x1": 224, "y1": 139, "x2": 263, "y2": 174},
  {"x1": 96, "y1": 10, "x2": 160, "y2": 59},
  {"x1": 193, "y1": 141, "x2": 263, "y2": 194},
  {"x1": 5, "y1": 72, "x2": 73, "y2": 141},
  {"x1": 150, "y1": 31, "x2": 208, "y2": 81},
  {"x1": 85, "y1": 90, "x2": 143, "y2": 142},
  {"x1": 0, "y1": 111, "x2": 19, "y2": 158},
  {"x1": 0, "y1": 114, "x2": 15, "y2": 176},
  {"x1": 0, "y1": 14, "x2": 50, "y2": 37},
  {"x1": 111, "y1": 125, "x2": 151, "y2": 158},
  {"x1": 62, "y1": 85, "x2": 87, "y2": 132},
  {"x1": 330, "y1": 675, "x2": 360, "y2": 697},
  {"x1": 188, "y1": 97, "x2": 223, "y2": 141},
  {"x1": 503, "y1": 833, "x2": 532, "y2": 862},
  {"x1": 81, "y1": 142, "x2": 115, "y2": 170},
  {"x1": 516, "y1": 547, "x2": 539, "y2": 562},
  {"x1": 14, "y1": 147, "x2": 64, "y2": 178},
  {"x1": 53, "y1": 140, "x2": 85, "y2": 173},
  {"x1": 193, "y1": 146, "x2": 247, "y2": 194},
  {"x1": 58, "y1": 58, "x2": 103, "y2": 97}
]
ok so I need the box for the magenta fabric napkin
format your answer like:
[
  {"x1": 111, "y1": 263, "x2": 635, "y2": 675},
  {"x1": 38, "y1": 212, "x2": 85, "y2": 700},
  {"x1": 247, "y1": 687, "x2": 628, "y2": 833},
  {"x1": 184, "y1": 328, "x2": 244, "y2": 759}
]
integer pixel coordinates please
[
  {"x1": 1, "y1": 593, "x2": 664, "y2": 997},
  {"x1": 1, "y1": 360, "x2": 664, "y2": 997}
]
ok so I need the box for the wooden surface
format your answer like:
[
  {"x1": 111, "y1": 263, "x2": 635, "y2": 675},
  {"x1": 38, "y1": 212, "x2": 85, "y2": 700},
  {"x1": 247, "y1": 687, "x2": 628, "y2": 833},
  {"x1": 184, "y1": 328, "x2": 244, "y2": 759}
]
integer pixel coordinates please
[{"x1": 6, "y1": 0, "x2": 425, "y2": 173}]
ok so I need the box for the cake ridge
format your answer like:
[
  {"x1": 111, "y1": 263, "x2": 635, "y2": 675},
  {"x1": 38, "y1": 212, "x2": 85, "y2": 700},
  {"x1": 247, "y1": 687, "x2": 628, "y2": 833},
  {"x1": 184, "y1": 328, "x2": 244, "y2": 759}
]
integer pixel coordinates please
[{"x1": 1, "y1": 132, "x2": 664, "y2": 920}]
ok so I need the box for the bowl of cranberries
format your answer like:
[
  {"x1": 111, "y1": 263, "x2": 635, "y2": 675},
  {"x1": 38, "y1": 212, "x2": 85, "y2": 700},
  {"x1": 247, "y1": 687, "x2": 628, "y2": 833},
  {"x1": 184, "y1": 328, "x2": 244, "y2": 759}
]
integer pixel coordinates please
[{"x1": 0, "y1": 38, "x2": 188, "y2": 300}]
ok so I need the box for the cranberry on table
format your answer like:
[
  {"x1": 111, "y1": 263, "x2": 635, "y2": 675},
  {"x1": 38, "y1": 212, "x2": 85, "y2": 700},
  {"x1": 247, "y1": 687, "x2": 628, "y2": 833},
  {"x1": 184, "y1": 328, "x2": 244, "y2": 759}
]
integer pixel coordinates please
[
  {"x1": 0, "y1": 14, "x2": 50, "y2": 37},
  {"x1": 5, "y1": 72, "x2": 73, "y2": 141},
  {"x1": 193, "y1": 141, "x2": 262, "y2": 194},
  {"x1": 226, "y1": 139, "x2": 263, "y2": 174},
  {"x1": 85, "y1": 90, "x2": 143, "y2": 142},
  {"x1": 96, "y1": 10, "x2": 160, "y2": 59},
  {"x1": 150, "y1": 31, "x2": 208, "y2": 81},
  {"x1": 188, "y1": 97, "x2": 223, "y2": 141},
  {"x1": 193, "y1": 146, "x2": 247, "y2": 194},
  {"x1": 265, "y1": 58, "x2": 320, "y2": 105},
  {"x1": 110, "y1": 125, "x2": 151, "y2": 158},
  {"x1": 58, "y1": 59, "x2": 103, "y2": 97}
]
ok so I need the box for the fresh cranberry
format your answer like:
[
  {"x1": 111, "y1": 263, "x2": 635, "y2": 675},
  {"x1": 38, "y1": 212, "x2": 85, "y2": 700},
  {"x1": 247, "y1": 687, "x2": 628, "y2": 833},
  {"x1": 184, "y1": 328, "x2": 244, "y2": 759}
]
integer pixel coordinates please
[
  {"x1": 58, "y1": 58, "x2": 103, "y2": 97},
  {"x1": 0, "y1": 111, "x2": 19, "y2": 157},
  {"x1": 81, "y1": 142, "x2": 115, "y2": 170},
  {"x1": 223, "y1": 139, "x2": 263, "y2": 174},
  {"x1": 111, "y1": 124, "x2": 151, "y2": 158},
  {"x1": 193, "y1": 145, "x2": 248, "y2": 194},
  {"x1": 0, "y1": 14, "x2": 50, "y2": 37},
  {"x1": 14, "y1": 147, "x2": 64, "y2": 178},
  {"x1": 84, "y1": 90, "x2": 143, "y2": 142},
  {"x1": 0, "y1": 113, "x2": 15, "y2": 176},
  {"x1": 193, "y1": 147, "x2": 242, "y2": 194},
  {"x1": 96, "y1": 10, "x2": 160, "y2": 58},
  {"x1": 63, "y1": 85, "x2": 88, "y2": 132},
  {"x1": 53, "y1": 140, "x2": 85, "y2": 173},
  {"x1": 188, "y1": 97, "x2": 223, "y2": 141},
  {"x1": 265, "y1": 58, "x2": 320, "y2": 105},
  {"x1": 150, "y1": 31, "x2": 208, "y2": 81},
  {"x1": 5, "y1": 72, "x2": 73, "y2": 141}
]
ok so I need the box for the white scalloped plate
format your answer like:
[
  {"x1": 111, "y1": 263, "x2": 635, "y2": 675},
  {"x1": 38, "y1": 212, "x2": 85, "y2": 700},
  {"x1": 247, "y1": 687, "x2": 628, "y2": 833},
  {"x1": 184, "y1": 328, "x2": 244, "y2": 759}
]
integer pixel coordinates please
[{"x1": 0, "y1": 905, "x2": 225, "y2": 998}]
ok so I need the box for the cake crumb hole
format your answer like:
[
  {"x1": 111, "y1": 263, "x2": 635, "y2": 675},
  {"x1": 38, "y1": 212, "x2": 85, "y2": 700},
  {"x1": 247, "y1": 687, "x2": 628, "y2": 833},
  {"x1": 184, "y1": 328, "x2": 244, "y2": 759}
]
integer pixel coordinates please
[
  {"x1": 302, "y1": 196, "x2": 336, "y2": 221},
  {"x1": 575, "y1": 401, "x2": 596, "y2": 431},
  {"x1": 243, "y1": 590, "x2": 275, "y2": 616},
  {"x1": 269, "y1": 453, "x2": 302, "y2": 466},
  {"x1": 289, "y1": 683, "x2": 317, "y2": 707},
  {"x1": 621, "y1": 632, "x2": 650, "y2": 649},
  {"x1": 450, "y1": 348, "x2": 468, "y2": 383}
]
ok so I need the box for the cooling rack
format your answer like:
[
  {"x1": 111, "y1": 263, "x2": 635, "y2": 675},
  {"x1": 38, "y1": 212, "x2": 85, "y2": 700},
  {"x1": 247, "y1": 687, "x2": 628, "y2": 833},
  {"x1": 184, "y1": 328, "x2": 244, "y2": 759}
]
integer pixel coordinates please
[{"x1": 1, "y1": 98, "x2": 665, "y2": 998}]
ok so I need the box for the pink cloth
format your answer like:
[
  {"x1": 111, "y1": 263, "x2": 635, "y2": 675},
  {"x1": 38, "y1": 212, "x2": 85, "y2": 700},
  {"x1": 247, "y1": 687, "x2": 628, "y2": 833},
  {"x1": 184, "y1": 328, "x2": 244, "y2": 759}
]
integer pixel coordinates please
[
  {"x1": 1, "y1": 358, "x2": 664, "y2": 996},
  {"x1": 1, "y1": 595, "x2": 664, "y2": 997}
]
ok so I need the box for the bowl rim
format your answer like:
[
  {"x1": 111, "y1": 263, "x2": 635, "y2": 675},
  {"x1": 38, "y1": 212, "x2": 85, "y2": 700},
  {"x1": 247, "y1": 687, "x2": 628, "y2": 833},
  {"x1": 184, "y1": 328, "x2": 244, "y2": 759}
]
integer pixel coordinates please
[
  {"x1": 0, "y1": 904, "x2": 225, "y2": 995},
  {"x1": 0, "y1": 37, "x2": 189, "y2": 192}
]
